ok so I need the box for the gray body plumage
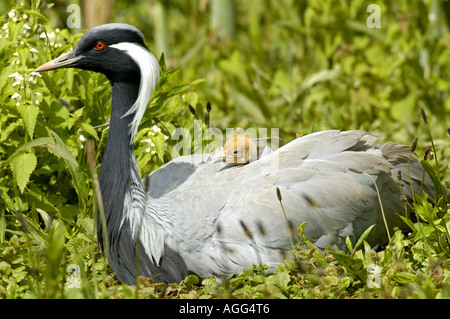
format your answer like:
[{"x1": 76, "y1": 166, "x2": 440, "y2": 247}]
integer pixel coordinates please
[
  {"x1": 35, "y1": 23, "x2": 434, "y2": 285},
  {"x1": 140, "y1": 130, "x2": 432, "y2": 282}
]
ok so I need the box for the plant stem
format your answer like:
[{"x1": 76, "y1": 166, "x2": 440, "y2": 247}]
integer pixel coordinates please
[
  {"x1": 276, "y1": 187, "x2": 295, "y2": 249},
  {"x1": 350, "y1": 169, "x2": 391, "y2": 241}
]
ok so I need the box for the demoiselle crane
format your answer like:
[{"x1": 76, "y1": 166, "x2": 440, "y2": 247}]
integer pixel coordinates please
[{"x1": 35, "y1": 23, "x2": 434, "y2": 285}]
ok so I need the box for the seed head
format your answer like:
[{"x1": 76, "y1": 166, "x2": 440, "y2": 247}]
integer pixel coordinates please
[
  {"x1": 188, "y1": 104, "x2": 197, "y2": 118},
  {"x1": 349, "y1": 168, "x2": 364, "y2": 174},
  {"x1": 206, "y1": 101, "x2": 212, "y2": 112},
  {"x1": 410, "y1": 137, "x2": 418, "y2": 152},
  {"x1": 276, "y1": 187, "x2": 282, "y2": 201},
  {"x1": 420, "y1": 108, "x2": 428, "y2": 124},
  {"x1": 204, "y1": 112, "x2": 210, "y2": 127}
]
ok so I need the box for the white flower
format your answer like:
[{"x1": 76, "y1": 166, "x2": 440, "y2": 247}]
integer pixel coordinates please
[
  {"x1": 8, "y1": 10, "x2": 19, "y2": 23},
  {"x1": 26, "y1": 71, "x2": 42, "y2": 85},
  {"x1": 9, "y1": 71, "x2": 42, "y2": 88},
  {"x1": 11, "y1": 92, "x2": 21, "y2": 106},
  {"x1": 32, "y1": 91, "x2": 42, "y2": 105},
  {"x1": 40, "y1": 31, "x2": 55, "y2": 39},
  {"x1": 142, "y1": 138, "x2": 157, "y2": 153},
  {"x1": 30, "y1": 48, "x2": 38, "y2": 53},
  {"x1": 151, "y1": 125, "x2": 162, "y2": 134},
  {"x1": 142, "y1": 138, "x2": 155, "y2": 147},
  {"x1": 9, "y1": 72, "x2": 24, "y2": 88},
  {"x1": 21, "y1": 23, "x2": 31, "y2": 37}
]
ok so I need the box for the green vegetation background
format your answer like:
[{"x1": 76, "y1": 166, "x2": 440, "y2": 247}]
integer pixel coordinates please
[{"x1": 0, "y1": 0, "x2": 449, "y2": 298}]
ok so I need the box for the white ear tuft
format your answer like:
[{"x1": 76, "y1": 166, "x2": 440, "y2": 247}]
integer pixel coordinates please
[{"x1": 111, "y1": 42, "x2": 160, "y2": 142}]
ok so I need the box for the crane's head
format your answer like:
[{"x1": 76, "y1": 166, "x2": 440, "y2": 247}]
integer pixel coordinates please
[
  {"x1": 35, "y1": 23, "x2": 160, "y2": 139},
  {"x1": 35, "y1": 23, "x2": 158, "y2": 83}
]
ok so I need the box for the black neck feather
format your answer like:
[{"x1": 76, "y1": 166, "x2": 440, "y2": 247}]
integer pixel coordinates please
[{"x1": 98, "y1": 81, "x2": 140, "y2": 251}]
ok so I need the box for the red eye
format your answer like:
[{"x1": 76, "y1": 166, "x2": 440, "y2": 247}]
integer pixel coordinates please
[{"x1": 95, "y1": 41, "x2": 106, "y2": 50}]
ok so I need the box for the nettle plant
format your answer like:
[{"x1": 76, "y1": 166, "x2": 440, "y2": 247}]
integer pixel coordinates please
[
  {"x1": 0, "y1": 0, "x2": 203, "y2": 250},
  {"x1": 1, "y1": 5, "x2": 84, "y2": 222}
]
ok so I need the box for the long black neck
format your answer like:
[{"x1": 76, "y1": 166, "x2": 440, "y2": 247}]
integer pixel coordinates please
[
  {"x1": 98, "y1": 81, "x2": 141, "y2": 251},
  {"x1": 96, "y1": 80, "x2": 188, "y2": 285}
]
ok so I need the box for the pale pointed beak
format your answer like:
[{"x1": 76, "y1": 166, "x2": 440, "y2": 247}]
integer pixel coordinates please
[
  {"x1": 215, "y1": 155, "x2": 226, "y2": 163},
  {"x1": 34, "y1": 50, "x2": 82, "y2": 72}
]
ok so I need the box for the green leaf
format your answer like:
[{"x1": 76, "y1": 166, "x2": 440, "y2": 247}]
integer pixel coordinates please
[
  {"x1": 48, "y1": 130, "x2": 78, "y2": 168},
  {"x1": 420, "y1": 160, "x2": 444, "y2": 204},
  {"x1": 183, "y1": 91, "x2": 199, "y2": 108},
  {"x1": 49, "y1": 130, "x2": 87, "y2": 200},
  {"x1": 18, "y1": 137, "x2": 51, "y2": 151},
  {"x1": 299, "y1": 69, "x2": 341, "y2": 93},
  {"x1": 10, "y1": 152, "x2": 37, "y2": 193},
  {"x1": 297, "y1": 222, "x2": 328, "y2": 267},
  {"x1": 183, "y1": 274, "x2": 200, "y2": 289},
  {"x1": 325, "y1": 248, "x2": 367, "y2": 283},
  {"x1": 36, "y1": 208, "x2": 52, "y2": 229},
  {"x1": 398, "y1": 215, "x2": 416, "y2": 232},
  {"x1": 151, "y1": 133, "x2": 167, "y2": 162},
  {"x1": 17, "y1": 103, "x2": 39, "y2": 139},
  {"x1": 352, "y1": 224, "x2": 375, "y2": 255},
  {"x1": 23, "y1": 9, "x2": 49, "y2": 21},
  {"x1": 158, "y1": 52, "x2": 167, "y2": 73},
  {"x1": 81, "y1": 122, "x2": 99, "y2": 141},
  {"x1": 0, "y1": 212, "x2": 5, "y2": 244},
  {"x1": 0, "y1": 137, "x2": 52, "y2": 170},
  {"x1": 273, "y1": 271, "x2": 290, "y2": 290},
  {"x1": 393, "y1": 272, "x2": 416, "y2": 284},
  {"x1": 0, "y1": 122, "x2": 20, "y2": 142},
  {"x1": 345, "y1": 236, "x2": 353, "y2": 253}
]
